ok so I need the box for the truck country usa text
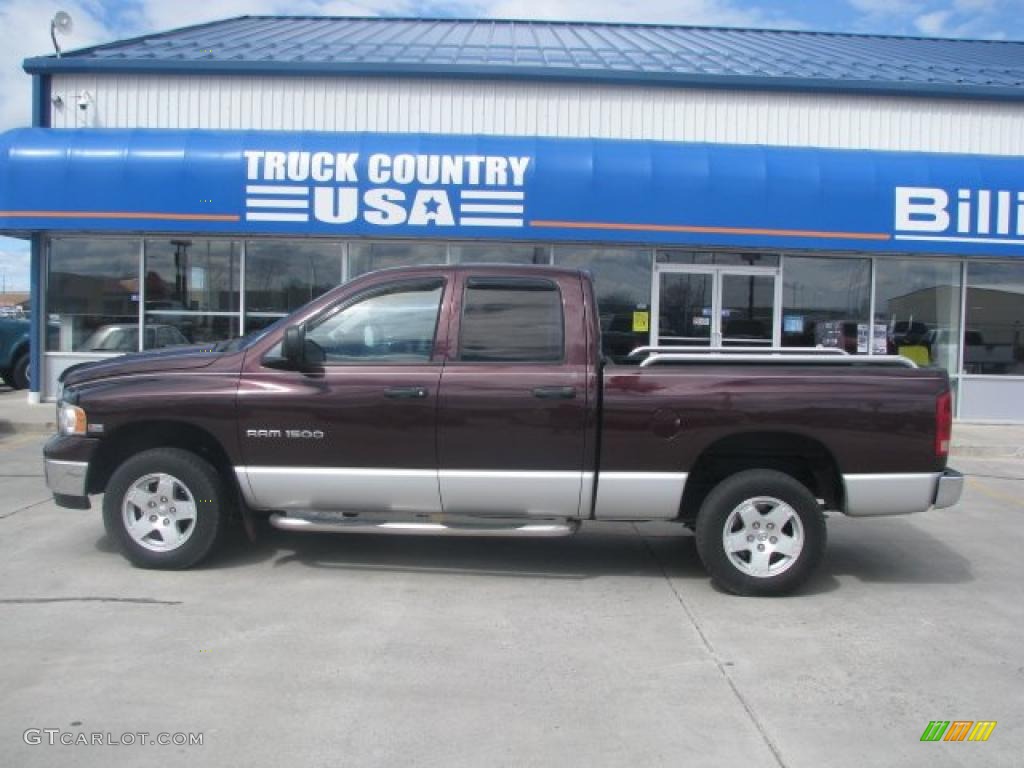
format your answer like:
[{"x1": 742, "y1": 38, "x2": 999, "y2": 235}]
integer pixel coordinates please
[
  {"x1": 243, "y1": 150, "x2": 531, "y2": 228},
  {"x1": 894, "y1": 186, "x2": 1024, "y2": 246}
]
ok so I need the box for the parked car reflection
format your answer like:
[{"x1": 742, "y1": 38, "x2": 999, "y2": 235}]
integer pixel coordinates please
[{"x1": 82, "y1": 323, "x2": 189, "y2": 352}]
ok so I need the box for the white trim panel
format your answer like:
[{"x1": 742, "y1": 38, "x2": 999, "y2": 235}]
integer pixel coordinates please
[
  {"x1": 236, "y1": 466, "x2": 441, "y2": 514},
  {"x1": 958, "y1": 377, "x2": 1024, "y2": 423},
  {"x1": 439, "y1": 470, "x2": 586, "y2": 518},
  {"x1": 594, "y1": 472, "x2": 688, "y2": 520},
  {"x1": 51, "y1": 74, "x2": 1024, "y2": 156},
  {"x1": 843, "y1": 472, "x2": 942, "y2": 516}
]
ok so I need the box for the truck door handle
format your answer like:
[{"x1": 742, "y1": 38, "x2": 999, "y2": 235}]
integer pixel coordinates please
[
  {"x1": 384, "y1": 386, "x2": 428, "y2": 399},
  {"x1": 531, "y1": 386, "x2": 576, "y2": 400}
]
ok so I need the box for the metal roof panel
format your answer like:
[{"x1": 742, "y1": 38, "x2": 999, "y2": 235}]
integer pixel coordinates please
[{"x1": 23, "y1": 16, "x2": 1024, "y2": 100}]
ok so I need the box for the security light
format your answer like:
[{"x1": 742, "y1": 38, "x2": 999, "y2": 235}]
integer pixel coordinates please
[{"x1": 50, "y1": 11, "x2": 73, "y2": 58}]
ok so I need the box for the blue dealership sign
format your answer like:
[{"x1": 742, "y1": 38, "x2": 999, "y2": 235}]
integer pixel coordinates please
[{"x1": 1, "y1": 127, "x2": 1023, "y2": 256}]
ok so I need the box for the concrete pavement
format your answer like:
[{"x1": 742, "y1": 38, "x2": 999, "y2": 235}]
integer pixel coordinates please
[{"x1": 0, "y1": 432, "x2": 1022, "y2": 767}]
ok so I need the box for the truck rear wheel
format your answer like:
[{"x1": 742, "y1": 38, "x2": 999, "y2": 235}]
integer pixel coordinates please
[
  {"x1": 695, "y1": 469, "x2": 826, "y2": 597},
  {"x1": 102, "y1": 448, "x2": 228, "y2": 569}
]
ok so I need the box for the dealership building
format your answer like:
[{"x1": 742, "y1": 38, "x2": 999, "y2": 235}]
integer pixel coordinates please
[{"x1": 1, "y1": 16, "x2": 1023, "y2": 419}]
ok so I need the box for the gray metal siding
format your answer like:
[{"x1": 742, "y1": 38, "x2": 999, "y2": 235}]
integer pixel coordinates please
[{"x1": 51, "y1": 73, "x2": 1024, "y2": 156}]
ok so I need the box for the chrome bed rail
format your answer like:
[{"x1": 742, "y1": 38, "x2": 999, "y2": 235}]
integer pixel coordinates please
[{"x1": 626, "y1": 346, "x2": 918, "y2": 369}]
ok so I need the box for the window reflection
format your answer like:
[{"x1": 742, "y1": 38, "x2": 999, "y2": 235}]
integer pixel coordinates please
[
  {"x1": 246, "y1": 240, "x2": 342, "y2": 314},
  {"x1": 84, "y1": 323, "x2": 190, "y2": 353},
  {"x1": 46, "y1": 238, "x2": 141, "y2": 352},
  {"x1": 349, "y1": 242, "x2": 446, "y2": 278},
  {"x1": 555, "y1": 246, "x2": 651, "y2": 360},
  {"x1": 144, "y1": 239, "x2": 239, "y2": 312},
  {"x1": 964, "y1": 262, "x2": 1024, "y2": 375},
  {"x1": 874, "y1": 259, "x2": 961, "y2": 371},
  {"x1": 143, "y1": 240, "x2": 240, "y2": 349},
  {"x1": 451, "y1": 243, "x2": 550, "y2": 264},
  {"x1": 782, "y1": 256, "x2": 871, "y2": 354},
  {"x1": 143, "y1": 314, "x2": 239, "y2": 347}
]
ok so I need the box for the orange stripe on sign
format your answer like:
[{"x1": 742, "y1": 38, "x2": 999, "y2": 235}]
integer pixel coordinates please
[
  {"x1": 530, "y1": 219, "x2": 892, "y2": 242},
  {"x1": 0, "y1": 211, "x2": 241, "y2": 222}
]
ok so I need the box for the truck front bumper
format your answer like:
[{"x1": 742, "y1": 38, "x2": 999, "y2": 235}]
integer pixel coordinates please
[
  {"x1": 43, "y1": 435, "x2": 99, "y2": 509},
  {"x1": 45, "y1": 459, "x2": 88, "y2": 494}
]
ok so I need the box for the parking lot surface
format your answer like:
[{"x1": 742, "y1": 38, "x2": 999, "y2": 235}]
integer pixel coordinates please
[{"x1": 0, "y1": 431, "x2": 1021, "y2": 767}]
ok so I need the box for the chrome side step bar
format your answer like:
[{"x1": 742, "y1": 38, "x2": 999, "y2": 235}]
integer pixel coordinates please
[{"x1": 269, "y1": 514, "x2": 580, "y2": 538}]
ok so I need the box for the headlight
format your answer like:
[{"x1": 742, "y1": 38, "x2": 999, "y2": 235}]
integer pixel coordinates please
[{"x1": 58, "y1": 403, "x2": 87, "y2": 436}]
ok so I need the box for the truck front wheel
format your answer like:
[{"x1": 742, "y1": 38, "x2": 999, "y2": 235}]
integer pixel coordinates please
[
  {"x1": 695, "y1": 469, "x2": 826, "y2": 597},
  {"x1": 102, "y1": 448, "x2": 228, "y2": 569}
]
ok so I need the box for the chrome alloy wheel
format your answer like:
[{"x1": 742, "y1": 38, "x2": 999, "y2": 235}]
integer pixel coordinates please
[
  {"x1": 722, "y1": 496, "x2": 804, "y2": 579},
  {"x1": 121, "y1": 473, "x2": 198, "y2": 552}
]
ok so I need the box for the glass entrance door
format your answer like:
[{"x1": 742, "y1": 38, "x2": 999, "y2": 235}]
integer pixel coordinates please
[
  {"x1": 720, "y1": 273, "x2": 776, "y2": 347},
  {"x1": 656, "y1": 271, "x2": 714, "y2": 346},
  {"x1": 654, "y1": 267, "x2": 780, "y2": 349}
]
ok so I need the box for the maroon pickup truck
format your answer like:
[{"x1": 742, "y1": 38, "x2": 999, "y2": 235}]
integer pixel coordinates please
[{"x1": 44, "y1": 265, "x2": 961, "y2": 595}]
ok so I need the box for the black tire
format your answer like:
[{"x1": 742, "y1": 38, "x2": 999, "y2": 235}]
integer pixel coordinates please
[
  {"x1": 10, "y1": 353, "x2": 29, "y2": 390},
  {"x1": 102, "y1": 448, "x2": 229, "y2": 569},
  {"x1": 695, "y1": 469, "x2": 826, "y2": 597}
]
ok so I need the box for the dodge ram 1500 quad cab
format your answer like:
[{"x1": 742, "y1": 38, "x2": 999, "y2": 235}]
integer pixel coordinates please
[{"x1": 44, "y1": 265, "x2": 962, "y2": 595}]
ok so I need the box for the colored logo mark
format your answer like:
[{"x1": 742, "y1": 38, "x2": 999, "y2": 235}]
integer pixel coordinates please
[{"x1": 920, "y1": 721, "x2": 997, "y2": 742}]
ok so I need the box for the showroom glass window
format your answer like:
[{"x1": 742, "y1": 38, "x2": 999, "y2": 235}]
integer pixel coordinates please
[
  {"x1": 874, "y1": 258, "x2": 961, "y2": 371},
  {"x1": 451, "y1": 243, "x2": 551, "y2": 265},
  {"x1": 657, "y1": 251, "x2": 780, "y2": 267},
  {"x1": 554, "y1": 246, "x2": 652, "y2": 360},
  {"x1": 964, "y1": 261, "x2": 1024, "y2": 375},
  {"x1": 782, "y1": 256, "x2": 871, "y2": 354},
  {"x1": 143, "y1": 239, "x2": 240, "y2": 347},
  {"x1": 245, "y1": 240, "x2": 343, "y2": 332},
  {"x1": 348, "y1": 242, "x2": 446, "y2": 278},
  {"x1": 46, "y1": 238, "x2": 141, "y2": 352}
]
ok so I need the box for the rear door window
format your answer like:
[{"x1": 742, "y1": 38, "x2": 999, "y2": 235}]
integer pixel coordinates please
[{"x1": 459, "y1": 278, "x2": 564, "y2": 362}]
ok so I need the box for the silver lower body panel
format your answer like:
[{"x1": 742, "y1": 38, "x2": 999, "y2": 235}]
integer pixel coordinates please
[
  {"x1": 593, "y1": 471, "x2": 688, "y2": 520},
  {"x1": 843, "y1": 469, "x2": 962, "y2": 516},
  {"x1": 236, "y1": 466, "x2": 441, "y2": 514},
  {"x1": 438, "y1": 470, "x2": 587, "y2": 518},
  {"x1": 237, "y1": 466, "x2": 590, "y2": 519},
  {"x1": 44, "y1": 459, "x2": 88, "y2": 497}
]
